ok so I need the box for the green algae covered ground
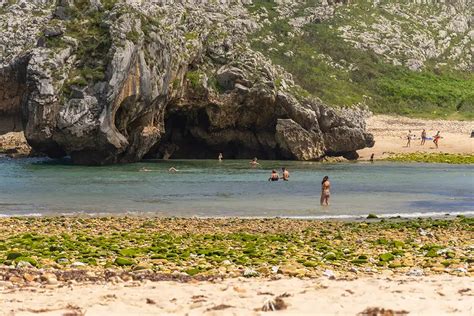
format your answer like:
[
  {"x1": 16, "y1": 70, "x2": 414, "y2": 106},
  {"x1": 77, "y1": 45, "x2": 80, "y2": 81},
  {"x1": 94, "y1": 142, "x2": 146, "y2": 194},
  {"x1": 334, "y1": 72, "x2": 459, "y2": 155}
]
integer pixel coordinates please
[
  {"x1": 0, "y1": 217, "x2": 473, "y2": 278},
  {"x1": 384, "y1": 153, "x2": 474, "y2": 164}
]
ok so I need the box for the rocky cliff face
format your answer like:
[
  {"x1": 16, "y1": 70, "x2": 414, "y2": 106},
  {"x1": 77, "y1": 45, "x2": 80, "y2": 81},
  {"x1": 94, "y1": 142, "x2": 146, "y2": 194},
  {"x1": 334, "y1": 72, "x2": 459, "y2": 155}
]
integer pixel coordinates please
[{"x1": 0, "y1": 0, "x2": 374, "y2": 164}]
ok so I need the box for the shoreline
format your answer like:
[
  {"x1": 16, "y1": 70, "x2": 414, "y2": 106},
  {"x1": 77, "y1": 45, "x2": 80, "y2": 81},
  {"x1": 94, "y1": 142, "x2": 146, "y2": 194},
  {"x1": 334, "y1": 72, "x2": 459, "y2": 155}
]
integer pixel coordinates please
[{"x1": 1, "y1": 212, "x2": 474, "y2": 220}]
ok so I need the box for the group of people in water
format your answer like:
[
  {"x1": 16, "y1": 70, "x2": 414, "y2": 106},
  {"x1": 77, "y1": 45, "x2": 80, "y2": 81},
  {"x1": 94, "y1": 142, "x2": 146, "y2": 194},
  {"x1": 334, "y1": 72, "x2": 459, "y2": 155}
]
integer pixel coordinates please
[
  {"x1": 406, "y1": 130, "x2": 442, "y2": 148},
  {"x1": 242, "y1": 154, "x2": 330, "y2": 205},
  {"x1": 147, "y1": 153, "x2": 332, "y2": 206},
  {"x1": 268, "y1": 167, "x2": 290, "y2": 181}
]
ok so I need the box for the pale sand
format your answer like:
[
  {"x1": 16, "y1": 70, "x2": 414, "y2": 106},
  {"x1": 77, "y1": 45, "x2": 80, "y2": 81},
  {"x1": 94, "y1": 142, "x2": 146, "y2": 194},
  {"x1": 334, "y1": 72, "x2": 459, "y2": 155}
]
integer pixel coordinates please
[
  {"x1": 357, "y1": 115, "x2": 474, "y2": 160},
  {"x1": 1, "y1": 276, "x2": 473, "y2": 315}
]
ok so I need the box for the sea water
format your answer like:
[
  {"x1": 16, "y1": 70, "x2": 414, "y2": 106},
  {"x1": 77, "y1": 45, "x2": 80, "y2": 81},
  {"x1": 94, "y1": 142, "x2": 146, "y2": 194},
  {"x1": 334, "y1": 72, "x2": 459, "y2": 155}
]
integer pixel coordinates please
[{"x1": 0, "y1": 157, "x2": 472, "y2": 218}]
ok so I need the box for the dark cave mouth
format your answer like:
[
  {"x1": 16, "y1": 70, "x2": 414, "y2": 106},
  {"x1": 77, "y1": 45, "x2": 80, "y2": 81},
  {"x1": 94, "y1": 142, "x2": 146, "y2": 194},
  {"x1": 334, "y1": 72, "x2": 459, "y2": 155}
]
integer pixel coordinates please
[{"x1": 148, "y1": 107, "x2": 287, "y2": 160}]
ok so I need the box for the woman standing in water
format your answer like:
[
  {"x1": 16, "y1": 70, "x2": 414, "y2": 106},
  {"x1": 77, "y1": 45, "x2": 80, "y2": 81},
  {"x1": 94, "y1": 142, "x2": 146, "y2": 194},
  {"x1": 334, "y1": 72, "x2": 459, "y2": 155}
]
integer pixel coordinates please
[{"x1": 320, "y1": 176, "x2": 331, "y2": 206}]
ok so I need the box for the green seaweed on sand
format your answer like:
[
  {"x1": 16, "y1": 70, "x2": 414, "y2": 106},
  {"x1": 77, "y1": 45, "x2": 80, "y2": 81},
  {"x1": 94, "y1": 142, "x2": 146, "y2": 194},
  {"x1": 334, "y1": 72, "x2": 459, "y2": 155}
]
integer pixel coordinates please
[
  {"x1": 385, "y1": 153, "x2": 474, "y2": 164},
  {"x1": 0, "y1": 217, "x2": 472, "y2": 277}
]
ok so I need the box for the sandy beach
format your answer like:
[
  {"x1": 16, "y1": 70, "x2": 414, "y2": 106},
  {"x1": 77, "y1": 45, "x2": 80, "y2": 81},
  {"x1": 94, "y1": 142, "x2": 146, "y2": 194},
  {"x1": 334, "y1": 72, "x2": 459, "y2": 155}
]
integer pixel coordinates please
[
  {"x1": 0, "y1": 217, "x2": 472, "y2": 315},
  {"x1": 1, "y1": 275, "x2": 473, "y2": 315},
  {"x1": 357, "y1": 115, "x2": 473, "y2": 160}
]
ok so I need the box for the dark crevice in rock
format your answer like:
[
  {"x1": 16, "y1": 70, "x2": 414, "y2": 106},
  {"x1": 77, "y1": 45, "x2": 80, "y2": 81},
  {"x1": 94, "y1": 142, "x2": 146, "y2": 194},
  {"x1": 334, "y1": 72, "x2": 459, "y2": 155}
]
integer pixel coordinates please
[{"x1": 0, "y1": 55, "x2": 30, "y2": 135}]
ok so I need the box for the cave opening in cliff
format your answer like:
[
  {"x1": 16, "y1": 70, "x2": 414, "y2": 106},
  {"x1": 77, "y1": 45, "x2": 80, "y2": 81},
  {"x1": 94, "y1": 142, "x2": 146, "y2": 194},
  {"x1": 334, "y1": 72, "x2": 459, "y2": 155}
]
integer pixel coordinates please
[{"x1": 149, "y1": 105, "x2": 279, "y2": 160}]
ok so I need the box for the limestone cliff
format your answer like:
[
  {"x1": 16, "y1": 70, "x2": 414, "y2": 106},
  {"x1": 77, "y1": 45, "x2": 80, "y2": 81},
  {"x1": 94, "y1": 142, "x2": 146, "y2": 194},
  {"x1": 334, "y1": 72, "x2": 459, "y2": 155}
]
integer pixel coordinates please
[{"x1": 0, "y1": 0, "x2": 374, "y2": 164}]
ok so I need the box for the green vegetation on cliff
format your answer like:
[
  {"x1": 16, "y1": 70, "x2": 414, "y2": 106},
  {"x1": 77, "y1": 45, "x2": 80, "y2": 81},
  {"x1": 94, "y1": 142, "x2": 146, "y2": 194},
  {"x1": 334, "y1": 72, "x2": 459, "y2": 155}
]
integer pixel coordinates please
[{"x1": 248, "y1": 0, "x2": 474, "y2": 119}]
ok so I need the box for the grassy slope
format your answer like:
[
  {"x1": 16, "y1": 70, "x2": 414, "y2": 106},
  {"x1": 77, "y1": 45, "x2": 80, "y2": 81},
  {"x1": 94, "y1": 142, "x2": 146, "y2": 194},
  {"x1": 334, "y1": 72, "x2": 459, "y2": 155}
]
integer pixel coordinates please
[{"x1": 248, "y1": 0, "x2": 474, "y2": 120}]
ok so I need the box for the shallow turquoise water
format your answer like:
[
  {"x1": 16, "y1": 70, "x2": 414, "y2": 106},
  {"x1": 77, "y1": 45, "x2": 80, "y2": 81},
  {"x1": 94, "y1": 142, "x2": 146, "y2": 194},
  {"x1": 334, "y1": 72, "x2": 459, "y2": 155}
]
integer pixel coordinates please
[{"x1": 0, "y1": 157, "x2": 472, "y2": 218}]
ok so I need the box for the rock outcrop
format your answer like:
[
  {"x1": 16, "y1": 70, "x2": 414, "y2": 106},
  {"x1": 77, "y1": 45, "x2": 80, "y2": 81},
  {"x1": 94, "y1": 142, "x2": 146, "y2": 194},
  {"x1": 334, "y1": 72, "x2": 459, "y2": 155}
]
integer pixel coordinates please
[{"x1": 0, "y1": 0, "x2": 374, "y2": 164}]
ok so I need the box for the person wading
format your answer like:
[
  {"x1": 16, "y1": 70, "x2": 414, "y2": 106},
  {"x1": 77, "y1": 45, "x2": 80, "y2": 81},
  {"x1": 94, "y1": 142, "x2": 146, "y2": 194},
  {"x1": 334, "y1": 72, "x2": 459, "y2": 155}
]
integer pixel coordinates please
[
  {"x1": 268, "y1": 170, "x2": 279, "y2": 182},
  {"x1": 320, "y1": 176, "x2": 331, "y2": 206}
]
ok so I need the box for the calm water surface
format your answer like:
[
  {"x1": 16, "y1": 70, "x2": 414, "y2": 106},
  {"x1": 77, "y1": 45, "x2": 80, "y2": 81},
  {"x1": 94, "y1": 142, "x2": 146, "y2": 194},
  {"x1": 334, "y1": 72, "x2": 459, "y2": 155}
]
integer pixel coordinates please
[{"x1": 0, "y1": 157, "x2": 473, "y2": 218}]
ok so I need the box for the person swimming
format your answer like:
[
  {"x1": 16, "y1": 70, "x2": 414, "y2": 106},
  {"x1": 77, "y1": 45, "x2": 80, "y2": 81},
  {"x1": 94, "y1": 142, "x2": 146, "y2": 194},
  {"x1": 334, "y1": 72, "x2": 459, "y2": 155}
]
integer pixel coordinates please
[
  {"x1": 268, "y1": 170, "x2": 279, "y2": 181},
  {"x1": 320, "y1": 176, "x2": 330, "y2": 206},
  {"x1": 250, "y1": 157, "x2": 260, "y2": 167},
  {"x1": 281, "y1": 167, "x2": 289, "y2": 181}
]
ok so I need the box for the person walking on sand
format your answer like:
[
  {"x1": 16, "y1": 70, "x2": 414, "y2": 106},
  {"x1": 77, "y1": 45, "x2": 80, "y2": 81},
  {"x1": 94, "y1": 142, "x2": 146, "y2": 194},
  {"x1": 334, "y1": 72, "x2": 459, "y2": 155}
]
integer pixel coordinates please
[
  {"x1": 268, "y1": 170, "x2": 279, "y2": 181},
  {"x1": 420, "y1": 129, "x2": 427, "y2": 146},
  {"x1": 433, "y1": 131, "x2": 441, "y2": 148},
  {"x1": 281, "y1": 167, "x2": 290, "y2": 181},
  {"x1": 370, "y1": 153, "x2": 374, "y2": 162},
  {"x1": 218, "y1": 152, "x2": 223, "y2": 161},
  {"x1": 406, "y1": 130, "x2": 412, "y2": 147},
  {"x1": 320, "y1": 176, "x2": 331, "y2": 206},
  {"x1": 250, "y1": 157, "x2": 260, "y2": 167}
]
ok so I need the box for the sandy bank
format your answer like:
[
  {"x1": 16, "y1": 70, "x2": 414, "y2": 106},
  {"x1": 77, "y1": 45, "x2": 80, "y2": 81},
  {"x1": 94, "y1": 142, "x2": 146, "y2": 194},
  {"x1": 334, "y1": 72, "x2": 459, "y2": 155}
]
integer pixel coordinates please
[
  {"x1": 1, "y1": 275, "x2": 473, "y2": 315},
  {"x1": 358, "y1": 115, "x2": 473, "y2": 160}
]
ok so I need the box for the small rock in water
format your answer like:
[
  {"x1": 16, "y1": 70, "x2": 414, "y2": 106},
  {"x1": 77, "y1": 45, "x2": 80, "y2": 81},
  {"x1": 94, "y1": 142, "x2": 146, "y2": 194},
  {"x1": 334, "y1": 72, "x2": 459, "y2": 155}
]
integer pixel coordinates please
[{"x1": 243, "y1": 268, "x2": 259, "y2": 277}]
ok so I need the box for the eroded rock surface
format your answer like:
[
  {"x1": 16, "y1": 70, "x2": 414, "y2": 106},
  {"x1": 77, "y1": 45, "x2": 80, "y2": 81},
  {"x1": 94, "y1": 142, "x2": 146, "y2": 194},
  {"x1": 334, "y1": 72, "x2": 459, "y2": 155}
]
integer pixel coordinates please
[{"x1": 0, "y1": 0, "x2": 374, "y2": 164}]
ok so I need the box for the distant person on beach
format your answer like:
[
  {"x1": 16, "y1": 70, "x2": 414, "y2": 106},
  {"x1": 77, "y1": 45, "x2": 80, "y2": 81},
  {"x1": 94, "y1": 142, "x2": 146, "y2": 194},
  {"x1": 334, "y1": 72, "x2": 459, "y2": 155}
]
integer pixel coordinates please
[
  {"x1": 218, "y1": 153, "x2": 223, "y2": 161},
  {"x1": 268, "y1": 170, "x2": 279, "y2": 181},
  {"x1": 281, "y1": 167, "x2": 290, "y2": 181},
  {"x1": 250, "y1": 157, "x2": 260, "y2": 167},
  {"x1": 420, "y1": 129, "x2": 427, "y2": 145},
  {"x1": 433, "y1": 131, "x2": 441, "y2": 148},
  {"x1": 370, "y1": 153, "x2": 374, "y2": 162},
  {"x1": 320, "y1": 176, "x2": 331, "y2": 206},
  {"x1": 406, "y1": 130, "x2": 412, "y2": 147},
  {"x1": 168, "y1": 167, "x2": 179, "y2": 173}
]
